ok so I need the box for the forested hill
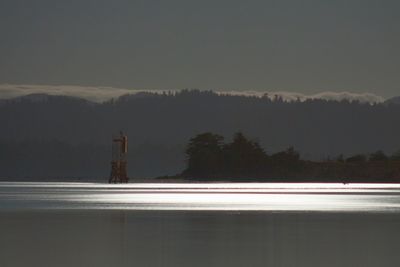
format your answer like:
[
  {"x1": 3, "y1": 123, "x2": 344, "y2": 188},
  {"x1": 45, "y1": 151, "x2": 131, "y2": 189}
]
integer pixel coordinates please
[{"x1": 1, "y1": 90, "x2": 400, "y2": 180}]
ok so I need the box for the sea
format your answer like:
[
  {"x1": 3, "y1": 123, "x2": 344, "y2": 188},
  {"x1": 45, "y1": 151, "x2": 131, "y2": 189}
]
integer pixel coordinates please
[{"x1": 1, "y1": 182, "x2": 400, "y2": 267}]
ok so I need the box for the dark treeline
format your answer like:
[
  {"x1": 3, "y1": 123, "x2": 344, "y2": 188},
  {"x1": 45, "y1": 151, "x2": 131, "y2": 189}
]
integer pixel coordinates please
[
  {"x1": 183, "y1": 132, "x2": 400, "y2": 182},
  {"x1": 1, "y1": 89, "x2": 400, "y2": 180}
]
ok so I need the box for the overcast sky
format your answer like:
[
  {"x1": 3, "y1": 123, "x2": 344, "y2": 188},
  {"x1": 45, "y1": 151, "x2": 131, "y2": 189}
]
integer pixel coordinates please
[{"x1": 0, "y1": 0, "x2": 399, "y2": 97}]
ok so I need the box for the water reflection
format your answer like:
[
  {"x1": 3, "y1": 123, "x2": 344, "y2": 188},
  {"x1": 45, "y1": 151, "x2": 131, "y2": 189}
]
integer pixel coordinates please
[
  {"x1": 1, "y1": 182, "x2": 400, "y2": 212},
  {"x1": 1, "y1": 182, "x2": 400, "y2": 266}
]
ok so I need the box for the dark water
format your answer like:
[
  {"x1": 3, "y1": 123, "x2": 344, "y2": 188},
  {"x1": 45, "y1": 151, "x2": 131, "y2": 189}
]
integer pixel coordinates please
[{"x1": 1, "y1": 182, "x2": 400, "y2": 267}]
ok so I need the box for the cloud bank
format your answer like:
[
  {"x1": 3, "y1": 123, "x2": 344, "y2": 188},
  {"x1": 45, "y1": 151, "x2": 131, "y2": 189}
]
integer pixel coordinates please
[{"x1": 0, "y1": 84, "x2": 385, "y2": 104}]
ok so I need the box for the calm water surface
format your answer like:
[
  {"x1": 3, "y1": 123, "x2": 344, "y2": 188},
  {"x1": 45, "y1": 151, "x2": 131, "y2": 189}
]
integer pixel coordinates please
[{"x1": 1, "y1": 182, "x2": 400, "y2": 266}]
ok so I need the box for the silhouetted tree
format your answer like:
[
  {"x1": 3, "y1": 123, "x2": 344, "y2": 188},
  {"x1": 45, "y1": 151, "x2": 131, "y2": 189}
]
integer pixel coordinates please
[
  {"x1": 346, "y1": 154, "x2": 367, "y2": 163},
  {"x1": 369, "y1": 150, "x2": 388, "y2": 161},
  {"x1": 184, "y1": 132, "x2": 224, "y2": 177},
  {"x1": 271, "y1": 146, "x2": 300, "y2": 163},
  {"x1": 391, "y1": 150, "x2": 400, "y2": 161},
  {"x1": 336, "y1": 154, "x2": 345, "y2": 163},
  {"x1": 222, "y1": 132, "x2": 267, "y2": 175}
]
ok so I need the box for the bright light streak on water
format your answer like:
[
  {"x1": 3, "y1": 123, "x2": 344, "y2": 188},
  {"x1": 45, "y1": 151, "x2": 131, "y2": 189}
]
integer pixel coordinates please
[
  {"x1": 2, "y1": 182, "x2": 400, "y2": 267},
  {"x1": 2, "y1": 182, "x2": 400, "y2": 212}
]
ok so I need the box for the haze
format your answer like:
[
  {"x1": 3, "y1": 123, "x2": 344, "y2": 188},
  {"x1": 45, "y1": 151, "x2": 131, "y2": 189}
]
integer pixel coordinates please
[{"x1": 0, "y1": 0, "x2": 399, "y2": 97}]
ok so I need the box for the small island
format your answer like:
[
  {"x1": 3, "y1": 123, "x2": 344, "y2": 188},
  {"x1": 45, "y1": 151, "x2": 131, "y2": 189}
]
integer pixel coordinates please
[{"x1": 160, "y1": 132, "x2": 400, "y2": 183}]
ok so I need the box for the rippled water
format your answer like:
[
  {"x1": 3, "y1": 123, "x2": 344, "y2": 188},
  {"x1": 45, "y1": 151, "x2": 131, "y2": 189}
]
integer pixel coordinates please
[
  {"x1": 2, "y1": 182, "x2": 400, "y2": 212},
  {"x1": 1, "y1": 182, "x2": 400, "y2": 266}
]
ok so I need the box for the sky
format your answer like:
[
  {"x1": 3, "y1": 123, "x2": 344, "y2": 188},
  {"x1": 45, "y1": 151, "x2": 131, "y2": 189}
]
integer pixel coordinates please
[{"x1": 0, "y1": 0, "x2": 399, "y2": 98}]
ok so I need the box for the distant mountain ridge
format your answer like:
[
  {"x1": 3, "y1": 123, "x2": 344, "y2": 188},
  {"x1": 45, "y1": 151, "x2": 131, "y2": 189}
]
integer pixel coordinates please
[
  {"x1": 3, "y1": 91, "x2": 395, "y2": 105},
  {"x1": 1, "y1": 89, "x2": 400, "y2": 180},
  {"x1": 0, "y1": 84, "x2": 386, "y2": 103}
]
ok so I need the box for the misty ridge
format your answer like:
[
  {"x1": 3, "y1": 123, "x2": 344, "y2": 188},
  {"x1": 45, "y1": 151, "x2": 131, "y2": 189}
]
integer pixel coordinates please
[
  {"x1": 0, "y1": 84, "x2": 386, "y2": 103},
  {"x1": 1, "y1": 89, "x2": 400, "y2": 180}
]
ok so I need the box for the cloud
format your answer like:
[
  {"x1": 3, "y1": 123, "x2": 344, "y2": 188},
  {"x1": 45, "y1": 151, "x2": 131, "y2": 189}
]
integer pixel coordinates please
[
  {"x1": 0, "y1": 84, "x2": 138, "y2": 103},
  {"x1": 0, "y1": 84, "x2": 385, "y2": 104}
]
